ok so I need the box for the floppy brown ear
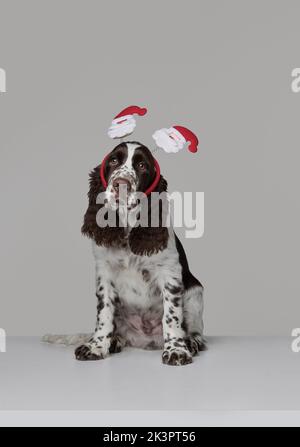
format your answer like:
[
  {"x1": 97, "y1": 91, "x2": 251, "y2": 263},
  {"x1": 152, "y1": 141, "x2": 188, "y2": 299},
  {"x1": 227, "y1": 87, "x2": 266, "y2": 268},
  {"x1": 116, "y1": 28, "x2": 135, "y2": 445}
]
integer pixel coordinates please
[
  {"x1": 129, "y1": 175, "x2": 169, "y2": 256},
  {"x1": 81, "y1": 166, "x2": 125, "y2": 247}
]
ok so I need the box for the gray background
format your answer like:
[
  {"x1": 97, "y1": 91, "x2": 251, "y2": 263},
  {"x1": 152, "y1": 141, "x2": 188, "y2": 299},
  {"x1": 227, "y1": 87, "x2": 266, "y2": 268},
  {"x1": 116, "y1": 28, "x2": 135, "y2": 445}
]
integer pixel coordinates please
[{"x1": 0, "y1": 0, "x2": 299, "y2": 336}]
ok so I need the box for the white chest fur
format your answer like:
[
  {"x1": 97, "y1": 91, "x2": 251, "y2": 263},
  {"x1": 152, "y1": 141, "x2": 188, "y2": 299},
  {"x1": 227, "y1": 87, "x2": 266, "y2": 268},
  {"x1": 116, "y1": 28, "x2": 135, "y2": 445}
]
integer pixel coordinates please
[
  {"x1": 93, "y1": 243, "x2": 153, "y2": 309},
  {"x1": 92, "y1": 237, "x2": 178, "y2": 311}
]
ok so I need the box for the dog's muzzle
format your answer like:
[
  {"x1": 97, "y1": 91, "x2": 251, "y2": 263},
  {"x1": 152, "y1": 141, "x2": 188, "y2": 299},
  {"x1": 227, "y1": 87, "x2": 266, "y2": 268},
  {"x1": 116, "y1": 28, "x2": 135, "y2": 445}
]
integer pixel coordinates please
[{"x1": 99, "y1": 153, "x2": 161, "y2": 196}]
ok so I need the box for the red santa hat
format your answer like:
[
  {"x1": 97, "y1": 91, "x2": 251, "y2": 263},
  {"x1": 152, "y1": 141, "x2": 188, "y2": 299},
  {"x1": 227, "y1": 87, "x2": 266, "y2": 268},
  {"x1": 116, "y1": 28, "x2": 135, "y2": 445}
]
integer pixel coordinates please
[
  {"x1": 152, "y1": 125, "x2": 199, "y2": 154},
  {"x1": 108, "y1": 105, "x2": 147, "y2": 139}
]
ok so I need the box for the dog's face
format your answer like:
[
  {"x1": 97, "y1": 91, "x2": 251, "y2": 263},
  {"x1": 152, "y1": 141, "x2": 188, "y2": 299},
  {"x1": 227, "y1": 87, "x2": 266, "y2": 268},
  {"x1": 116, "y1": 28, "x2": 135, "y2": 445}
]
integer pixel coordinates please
[
  {"x1": 103, "y1": 142, "x2": 156, "y2": 208},
  {"x1": 82, "y1": 142, "x2": 168, "y2": 254}
]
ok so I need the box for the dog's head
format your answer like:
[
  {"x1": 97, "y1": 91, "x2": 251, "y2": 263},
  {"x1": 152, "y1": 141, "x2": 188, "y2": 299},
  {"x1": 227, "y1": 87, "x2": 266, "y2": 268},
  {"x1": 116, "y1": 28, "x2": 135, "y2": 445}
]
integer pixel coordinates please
[
  {"x1": 102, "y1": 142, "x2": 158, "y2": 209},
  {"x1": 82, "y1": 141, "x2": 169, "y2": 255}
]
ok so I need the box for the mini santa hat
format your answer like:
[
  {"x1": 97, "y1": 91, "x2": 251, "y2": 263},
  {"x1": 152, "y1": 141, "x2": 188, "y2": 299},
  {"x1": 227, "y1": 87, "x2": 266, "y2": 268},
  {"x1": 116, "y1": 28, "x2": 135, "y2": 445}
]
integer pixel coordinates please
[
  {"x1": 108, "y1": 105, "x2": 147, "y2": 139},
  {"x1": 152, "y1": 125, "x2": 199, "y2": 154}
]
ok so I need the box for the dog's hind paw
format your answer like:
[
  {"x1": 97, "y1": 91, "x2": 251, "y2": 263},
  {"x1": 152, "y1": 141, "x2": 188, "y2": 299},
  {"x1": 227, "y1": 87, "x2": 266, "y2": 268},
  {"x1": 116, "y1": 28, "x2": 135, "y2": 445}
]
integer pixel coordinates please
[
  {"x1": 185, "y1": 334, "x2": 207, "y2": 356},
  {"x1": 109, "y1": 335, "x2": 125, "y2": 354}
]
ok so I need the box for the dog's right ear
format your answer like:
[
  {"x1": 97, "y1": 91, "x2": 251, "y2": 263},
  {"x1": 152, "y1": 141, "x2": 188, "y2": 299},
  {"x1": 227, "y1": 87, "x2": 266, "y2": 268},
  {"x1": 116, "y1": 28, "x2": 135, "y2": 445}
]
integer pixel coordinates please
[{"x1": 81, "y1": 166, "x2": 125, "y2": 247}]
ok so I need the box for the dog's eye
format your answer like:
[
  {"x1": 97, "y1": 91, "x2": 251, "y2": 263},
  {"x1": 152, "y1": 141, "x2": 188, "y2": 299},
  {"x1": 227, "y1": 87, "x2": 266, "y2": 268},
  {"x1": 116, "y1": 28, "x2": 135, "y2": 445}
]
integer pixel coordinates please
[
  {"x1": 138, "y1": 161, "x2": 146, "y2": 171},
  {"x1": 110, "y1": 157, "x2": 118, "y2": 166}
]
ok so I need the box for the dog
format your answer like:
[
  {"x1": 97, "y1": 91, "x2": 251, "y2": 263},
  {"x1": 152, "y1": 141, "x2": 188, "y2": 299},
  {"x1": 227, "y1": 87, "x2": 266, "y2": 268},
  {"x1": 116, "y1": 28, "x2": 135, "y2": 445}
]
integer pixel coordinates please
[{"x1": 44, "y1": 141, "x2": 205, "y2": 366}]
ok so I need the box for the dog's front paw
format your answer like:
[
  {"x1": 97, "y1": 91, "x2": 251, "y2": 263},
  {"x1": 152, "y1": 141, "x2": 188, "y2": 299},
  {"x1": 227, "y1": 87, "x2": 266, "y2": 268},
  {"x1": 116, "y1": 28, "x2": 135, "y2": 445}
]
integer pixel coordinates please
[
  {"x1": 75, "y1": 343, "x2": 108, "y2": 361},
  {"x1": 162, "y1": 348, "x2": 193, "y2": 366}
]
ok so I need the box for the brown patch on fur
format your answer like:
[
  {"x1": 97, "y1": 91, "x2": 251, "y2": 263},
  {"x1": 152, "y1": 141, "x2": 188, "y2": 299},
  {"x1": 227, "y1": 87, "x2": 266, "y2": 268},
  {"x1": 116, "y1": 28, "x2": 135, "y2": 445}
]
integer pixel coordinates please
[{"x1": 81, "y1": 166, "x2": 125, "y2": 247}]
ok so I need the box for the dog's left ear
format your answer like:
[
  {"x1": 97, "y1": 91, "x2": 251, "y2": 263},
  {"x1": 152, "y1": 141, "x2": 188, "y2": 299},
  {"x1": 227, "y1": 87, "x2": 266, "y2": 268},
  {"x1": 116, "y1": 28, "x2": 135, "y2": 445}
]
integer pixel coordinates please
[
  {"x1": 129, "y1": 175, "x2": 169, "y2": 256},
  {"x1": 81, "y1": 166, "x2": 126, "y2": 247}
]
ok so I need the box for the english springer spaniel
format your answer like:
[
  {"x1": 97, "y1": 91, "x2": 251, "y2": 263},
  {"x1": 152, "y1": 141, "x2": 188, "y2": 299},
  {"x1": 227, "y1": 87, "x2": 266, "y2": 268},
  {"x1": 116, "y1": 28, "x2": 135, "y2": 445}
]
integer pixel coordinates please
[
  {"x1": 44, "y1": 141, "x2": 205, "y2": 366},
  {"x1": 73, "y1": 141, "x2": 205, "y2": 366}
]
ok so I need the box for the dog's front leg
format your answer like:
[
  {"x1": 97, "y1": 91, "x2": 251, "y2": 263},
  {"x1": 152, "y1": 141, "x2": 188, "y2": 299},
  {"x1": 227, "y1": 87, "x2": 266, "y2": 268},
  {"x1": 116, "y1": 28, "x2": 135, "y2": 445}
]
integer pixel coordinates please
[
  {"x1": 161, "y1": 280, "x2": 192, "y2": 366},
  {"x1": 75, "y1": 274, "x2": 117, "y2": 361}
]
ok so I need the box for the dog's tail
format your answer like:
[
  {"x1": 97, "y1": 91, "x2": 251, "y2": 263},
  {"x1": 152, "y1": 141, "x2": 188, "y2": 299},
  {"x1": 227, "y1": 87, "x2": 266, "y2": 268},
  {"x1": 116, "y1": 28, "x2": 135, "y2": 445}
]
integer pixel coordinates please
[{"x1": 42, "y1": 333, "x2": 91, "y2": 346}]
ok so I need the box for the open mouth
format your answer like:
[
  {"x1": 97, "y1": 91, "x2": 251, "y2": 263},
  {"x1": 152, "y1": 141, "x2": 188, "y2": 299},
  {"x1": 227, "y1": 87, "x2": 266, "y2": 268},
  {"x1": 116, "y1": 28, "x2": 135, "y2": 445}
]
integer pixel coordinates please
[{"x1": 112, "y1": 177, "x2": 132, "y2": 198}]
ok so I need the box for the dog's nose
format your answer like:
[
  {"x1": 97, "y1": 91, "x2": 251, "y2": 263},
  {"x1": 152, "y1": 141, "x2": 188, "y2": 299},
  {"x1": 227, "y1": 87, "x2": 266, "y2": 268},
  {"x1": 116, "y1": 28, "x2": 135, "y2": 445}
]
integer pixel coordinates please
[{"x1": 113, "y1": 178, "x2": 131, "y2": 193}]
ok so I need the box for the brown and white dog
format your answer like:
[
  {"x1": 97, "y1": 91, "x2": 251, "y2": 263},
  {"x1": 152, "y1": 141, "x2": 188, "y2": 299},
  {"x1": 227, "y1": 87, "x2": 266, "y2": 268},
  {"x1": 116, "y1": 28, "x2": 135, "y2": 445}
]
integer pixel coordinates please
[{"x1": 44, "y1": 141, "x2": 205, "y2": 366}]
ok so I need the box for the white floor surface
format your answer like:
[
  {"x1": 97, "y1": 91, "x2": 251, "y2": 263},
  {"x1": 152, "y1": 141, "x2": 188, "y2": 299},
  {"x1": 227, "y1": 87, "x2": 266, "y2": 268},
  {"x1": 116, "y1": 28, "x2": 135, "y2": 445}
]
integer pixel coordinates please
[{"x1": 1, "y1": 336, "x2": 300, "y2": 426}]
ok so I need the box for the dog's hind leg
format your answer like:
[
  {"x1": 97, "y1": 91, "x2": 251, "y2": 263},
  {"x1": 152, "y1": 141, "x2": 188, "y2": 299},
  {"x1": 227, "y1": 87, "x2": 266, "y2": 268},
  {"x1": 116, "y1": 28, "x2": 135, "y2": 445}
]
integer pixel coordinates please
[
  {"x1": 109, "y1": 334, "x2": 126, "y2": 354},
  {"x1": 183, "y1": 285, "x2": 206, "y2": 356}
]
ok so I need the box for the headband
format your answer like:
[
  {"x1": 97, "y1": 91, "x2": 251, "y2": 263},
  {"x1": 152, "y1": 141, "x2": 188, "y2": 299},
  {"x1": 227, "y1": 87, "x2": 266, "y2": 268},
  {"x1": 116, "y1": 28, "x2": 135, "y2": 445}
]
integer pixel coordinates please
[
  {"x1": 107, "y1": 104, "x2": 199, "y2": 154},
  {"x1": 102, "y1": 104, "x2": 198, "y2": 194}
]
